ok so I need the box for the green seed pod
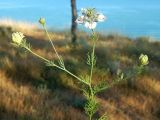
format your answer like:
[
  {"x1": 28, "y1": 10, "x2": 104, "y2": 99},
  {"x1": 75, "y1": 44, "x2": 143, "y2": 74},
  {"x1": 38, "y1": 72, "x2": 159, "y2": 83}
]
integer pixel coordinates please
[
  {"x1": 139, "y1": 54, "x2": 149, "y2": 66},
  {"x1": 39, "y1": 18, "x2": 46, "y2": 26}
]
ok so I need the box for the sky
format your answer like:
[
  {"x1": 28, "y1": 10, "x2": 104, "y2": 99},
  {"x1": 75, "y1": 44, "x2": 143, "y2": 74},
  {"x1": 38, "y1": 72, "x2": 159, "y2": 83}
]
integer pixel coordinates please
[
  {"x1": 0, "y1": 0, "x2": 160, "y2": 39},
  {"x1": 0, "y1": 0, "x2": 159, "y2": 9}
]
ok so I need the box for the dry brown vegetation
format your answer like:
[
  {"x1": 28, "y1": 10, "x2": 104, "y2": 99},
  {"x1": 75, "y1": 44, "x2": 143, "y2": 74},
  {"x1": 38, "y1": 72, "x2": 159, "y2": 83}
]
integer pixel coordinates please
[{"x1": 0, "y1": 20, "x2": 160, "y2": 120}]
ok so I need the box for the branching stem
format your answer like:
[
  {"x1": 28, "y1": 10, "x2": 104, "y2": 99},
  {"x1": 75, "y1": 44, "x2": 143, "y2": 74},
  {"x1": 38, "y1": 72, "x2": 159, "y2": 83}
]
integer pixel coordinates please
[{"x1": 25, "y1": 47, "x2": 89, "y2": 86}]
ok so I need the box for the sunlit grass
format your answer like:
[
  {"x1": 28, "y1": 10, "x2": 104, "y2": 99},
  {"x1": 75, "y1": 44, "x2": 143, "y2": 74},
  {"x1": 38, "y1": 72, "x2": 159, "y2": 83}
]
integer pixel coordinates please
[{"x1": 0, "y1": 21, "x2": 160, "y2": 120}]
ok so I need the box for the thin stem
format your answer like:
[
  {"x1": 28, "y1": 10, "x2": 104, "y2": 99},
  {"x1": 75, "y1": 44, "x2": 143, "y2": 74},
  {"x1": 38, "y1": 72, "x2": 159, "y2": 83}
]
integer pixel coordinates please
[
  {"x1": 25, "y1": 47, "x2": 89, "y2": 86},
  {"x1": 53, "y1": 64, "x2": 89, "y2": 85},
  {"x1": 89, "y1": 84, "x2": 94, "y2": 97},
  {"x1": 89, "y1": 30, "x2": 97, "y2": 84},
  {"x1": 87, "y1": 30, "x2": 98, "y2": 120},
  {"x1": 89, "y1": 40, "x2": 96, "y2": 84},
  {"x1": 43, "y1": 25, "x2": 61, "y2": 61},
  {"x1": 64, "y1": 69, "x2": 89, "y2": 85},
  {"x1": 25, "y1": 47, "x2": 50, "y2": 63},
  {"x1": 52, "y1": 65, "x2": 89, "y2": 85},
  {"x1": 89, "y1": 115, "x2": 92, "y2": 120},
  {"x1": 89, "y1": 30, "x2": 97, "y2": 91}
]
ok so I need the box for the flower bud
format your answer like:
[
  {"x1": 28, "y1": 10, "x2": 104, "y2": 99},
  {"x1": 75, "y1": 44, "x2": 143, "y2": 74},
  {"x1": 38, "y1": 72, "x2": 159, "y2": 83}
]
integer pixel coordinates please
[
  {"x1": 39, "y1": 17, "x2": 46, "y2": 26},
  {"x1": 12, "y1": 32, "x2": 24, "y2": 45},
  {"x1": 139, "y1": 54, "x2": 149, "y2": 66}
]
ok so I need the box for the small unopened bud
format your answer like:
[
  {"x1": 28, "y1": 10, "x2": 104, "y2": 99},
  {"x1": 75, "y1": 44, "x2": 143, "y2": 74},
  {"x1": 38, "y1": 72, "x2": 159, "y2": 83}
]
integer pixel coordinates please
[
  {"x1": 139, "y1": 54, "x2": 149, "y2": 66},
  {"x1": 39, "y1": 17, "x2": 46, "y2": 26}
]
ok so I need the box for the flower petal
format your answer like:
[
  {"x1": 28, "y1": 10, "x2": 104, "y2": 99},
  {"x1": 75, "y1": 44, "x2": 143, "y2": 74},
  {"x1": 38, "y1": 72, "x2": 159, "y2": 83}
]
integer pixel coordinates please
[
  {"x1": 97, "y1": 13, "x2": 106, "y2": 22},
  {"x1": 75, "y1": 16, "x2": 84, "y2": 24},
  {"x1": 84, "y1": 22, "x2": 97, "y2": 29}
]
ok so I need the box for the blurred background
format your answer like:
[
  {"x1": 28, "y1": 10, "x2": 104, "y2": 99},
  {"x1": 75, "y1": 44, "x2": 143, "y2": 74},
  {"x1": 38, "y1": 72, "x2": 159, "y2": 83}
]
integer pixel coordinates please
[{"x1": 0, "y1": 0, "x2": 160, "y2": 120}]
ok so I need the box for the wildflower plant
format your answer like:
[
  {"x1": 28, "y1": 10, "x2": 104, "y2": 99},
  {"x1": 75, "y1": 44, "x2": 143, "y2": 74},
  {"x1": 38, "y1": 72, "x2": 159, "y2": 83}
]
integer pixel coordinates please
[{"x1": 11, "y1": 8, "x2": 148, "y2": 120}]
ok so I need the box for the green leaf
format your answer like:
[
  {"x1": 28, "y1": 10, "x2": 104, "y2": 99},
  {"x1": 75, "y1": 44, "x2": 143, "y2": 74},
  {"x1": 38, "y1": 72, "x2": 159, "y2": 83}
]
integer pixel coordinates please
[
  {"x1": 91, "y1": 52, "x2": 96, "y2": 66},
  {"x1": 87, "y1": 52, "x2": 91, "y2": 65},
  {"x1": 58, "y1": 56, "x2": 65, "y2": 69},
  {"x1": 93, "y1": 81, "x2": 109, "y2": 94},
  {"x1": 97, "y1": 113, "x2": 108, "y2": 120},
  {"x1": 87, "y1": 52, "x2": 96, "y2": 66},
  {"x1": 84, "y1": 98, "x2": 99, "y2": 117},
  {"x1": 80, "y1": 74, "x2": 90, "y2": 85},
  {"x1": 82, "y1": 86, "x2": 90, "y2": 100},
  {"x1": 46, "y1": 60, "x2": 55, "y2": 67}
]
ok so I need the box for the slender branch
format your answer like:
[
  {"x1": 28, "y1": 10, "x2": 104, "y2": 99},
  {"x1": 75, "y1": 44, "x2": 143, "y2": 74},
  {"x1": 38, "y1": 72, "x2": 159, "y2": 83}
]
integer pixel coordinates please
[
  {"x1": 89, "y1": 30, "x2": 97, "y2": 84},
  {"x1": 89, "y1": 39, "x2": 96, "y2": 83},
  {"x1": 64, "y1": 69, "x2": 89, "y2": 85},
  {"x1": 25, "y1": 47, "x2": 50, "y2": 63},
  {"x1": 86, "y1": 30, "x2": 98, "y2": 120},
  {"x1": 89, "y1": 115, "x2": 92, "y2": 120},
  {"x1": 43, "y1": 25, "x2": 61, "y2": 61},
  {"x1": 89, "y1": 30, "x2": 97, "y2": 98},
  {"x1": 52, "y1": 63, "x2": 89, "y2": 85},
  {"x1": 25, "y1": 46, "x2": 89, "y2": 86}
]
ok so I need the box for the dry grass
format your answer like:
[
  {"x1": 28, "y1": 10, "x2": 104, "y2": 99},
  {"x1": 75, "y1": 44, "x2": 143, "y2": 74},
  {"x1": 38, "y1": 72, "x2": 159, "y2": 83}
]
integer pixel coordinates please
[
  {"x1": 0, "y1": 18, "x2": 37, "y2": 33},
  {"x1": 0, "y1": 70, "x2": 86, "y2": 120},
  {"x1": 0, "y1": 20, "x2": 160, "y2": 120}
]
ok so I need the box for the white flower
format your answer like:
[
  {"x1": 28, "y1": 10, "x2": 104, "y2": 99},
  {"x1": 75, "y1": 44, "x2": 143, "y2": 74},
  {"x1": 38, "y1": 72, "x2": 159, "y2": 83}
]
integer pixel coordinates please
[
  {"x1": 75, "y1": 16, "x2": 84, "y2": 24},
  {"x1": 84, "y1": 22, "x2": 97, "y2": 29},
  {"x1": 12, "y1": 32, "x2": 24, "y2": 45},
  {"x1": 76, "y1": 8, "x2": 106, "y2": 29},
  {"x1": 96, "y1": 13, "x2": 106, "y2": 22}
]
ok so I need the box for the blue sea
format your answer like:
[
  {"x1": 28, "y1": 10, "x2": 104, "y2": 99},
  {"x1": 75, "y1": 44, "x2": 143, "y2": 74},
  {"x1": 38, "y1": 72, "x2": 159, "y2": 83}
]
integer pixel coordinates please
[{"x1": 0, "y1": 0, "x2": 160, "y2": 39}]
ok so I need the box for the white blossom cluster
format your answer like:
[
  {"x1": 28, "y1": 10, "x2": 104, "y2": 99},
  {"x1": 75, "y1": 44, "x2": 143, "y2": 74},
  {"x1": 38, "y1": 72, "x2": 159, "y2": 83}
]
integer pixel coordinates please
[{"x1": 76, "y1": 8, "x2": 106, "y2": 29}]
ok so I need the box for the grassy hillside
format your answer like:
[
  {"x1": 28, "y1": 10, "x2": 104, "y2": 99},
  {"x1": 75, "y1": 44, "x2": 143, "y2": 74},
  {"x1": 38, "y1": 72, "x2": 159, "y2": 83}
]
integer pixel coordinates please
[{"x1": 0, "y1": 21, "x2": 160, "y2": 120}]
